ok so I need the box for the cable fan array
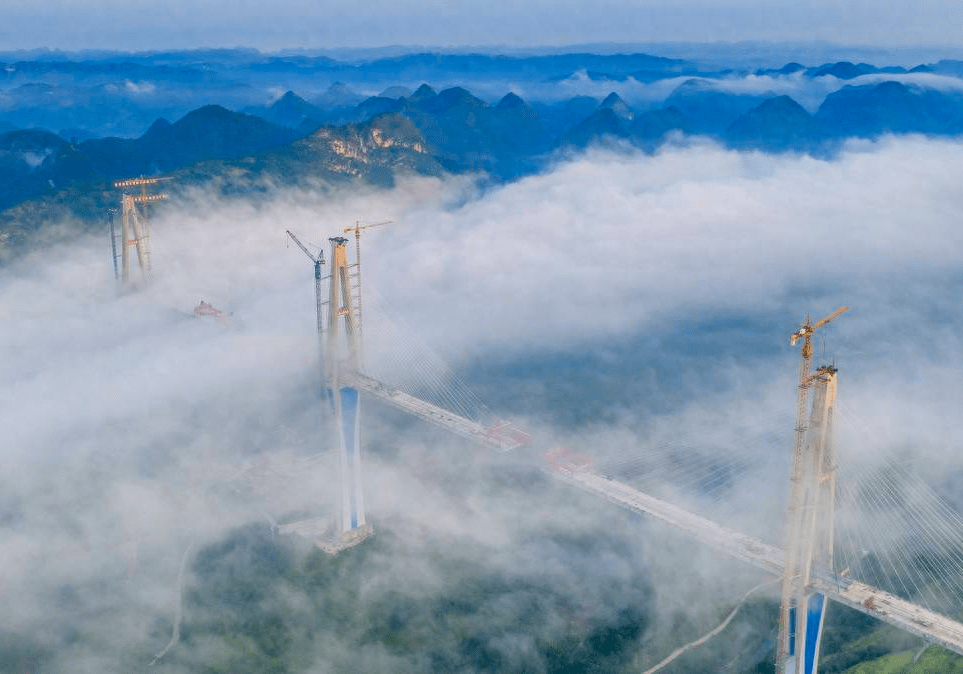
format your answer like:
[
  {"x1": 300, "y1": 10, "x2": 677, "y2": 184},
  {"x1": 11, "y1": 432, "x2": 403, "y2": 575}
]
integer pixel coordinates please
[
  {"x1": 833, "y1": 402, "x2": 963, "y2": 619},
  {"x1": 593, "y1": 399, "x2": 963, "y2": 624},
  {"x1": 359, "y1": 286, "x2": 498, "y2": 429}
]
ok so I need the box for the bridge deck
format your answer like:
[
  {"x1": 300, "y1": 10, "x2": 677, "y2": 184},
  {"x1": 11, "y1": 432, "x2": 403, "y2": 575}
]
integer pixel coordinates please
[
  {"x1": 349, "y1": 375, "x2": 963, "y2": 654},
  {"x1": 812, "y1": 575, "x2": 963, "y2": 657},
  {"x1": 557, "y1": 468, "x2": 963, "y2": 656},
  {"x1": 562, "y1": 468, "x2": 785, "y2": 576},
  {"x1": 348, "y1": 372, "x2": 526, "y2": 450}
]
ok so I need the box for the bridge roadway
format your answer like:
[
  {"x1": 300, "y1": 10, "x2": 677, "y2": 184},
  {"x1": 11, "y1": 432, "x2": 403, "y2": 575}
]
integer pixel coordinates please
[
  {"x1": 351, "y1": 371, "x2": 963, "y2": 655},
  {"x1": 560, "y1": 468, "x2": 963, "y2": 657},
  {"x1": 346, "y1": 372, "x2": 528, "y2": 450}
]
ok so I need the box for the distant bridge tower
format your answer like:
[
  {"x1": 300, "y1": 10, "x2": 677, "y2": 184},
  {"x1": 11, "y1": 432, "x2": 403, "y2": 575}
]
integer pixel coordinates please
[
  {"x1": 111, "y1": 177, "x2": 170, "y2": 287},
  {"x1": 778, "y1": 307, "x2": 848, "y2": 674}
]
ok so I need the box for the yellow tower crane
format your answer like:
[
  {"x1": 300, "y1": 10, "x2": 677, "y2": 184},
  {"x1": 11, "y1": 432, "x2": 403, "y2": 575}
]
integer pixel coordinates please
[
  {"x1": 787, "y1": 305, "x2": 849, "y2": 447},
  {"x1": 790, "y1": 306, "x2": 849, "y2": 360},
  {"x1": 344, "y1": 220, "x2": 392, "y2": 335}
]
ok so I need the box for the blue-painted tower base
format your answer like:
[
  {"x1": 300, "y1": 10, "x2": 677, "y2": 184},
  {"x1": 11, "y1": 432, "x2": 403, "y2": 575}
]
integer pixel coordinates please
[
  {"x1": 334, "y1": 386, "x2": 367, "y2": 533},
  {"x1": 785, "y1": 593, "x2": 828, "y2": 674}
]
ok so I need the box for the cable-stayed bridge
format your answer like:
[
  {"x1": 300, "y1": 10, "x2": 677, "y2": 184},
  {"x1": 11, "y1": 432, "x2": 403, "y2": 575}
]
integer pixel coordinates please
[{"x1": 277, "y1": 233, "x2": 963, "y2": 674}]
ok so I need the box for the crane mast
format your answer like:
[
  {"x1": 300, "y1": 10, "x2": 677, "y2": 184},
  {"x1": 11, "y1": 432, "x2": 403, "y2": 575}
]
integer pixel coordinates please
[
  {"x1": 107, "y1": 208, "x2": 119, "y2": 280},
  {"x1": 286, "y1": 230, "x2": 326, "y2": 374}
]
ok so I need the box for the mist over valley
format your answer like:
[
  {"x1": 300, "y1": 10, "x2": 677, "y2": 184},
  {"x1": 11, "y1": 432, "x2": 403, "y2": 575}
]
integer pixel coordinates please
[{"x1": 2, "y1": 43, "x2": 963, "y2": 674}]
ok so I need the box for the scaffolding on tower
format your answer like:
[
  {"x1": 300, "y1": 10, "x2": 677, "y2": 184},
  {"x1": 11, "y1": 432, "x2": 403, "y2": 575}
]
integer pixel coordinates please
[
  {"x1": 282, "y1": 228, "x2": 378, "y2": 554},
  {"x1": 778, "y1": 306, "x2": 848, "y2": 674},
  {"x1": 344, "y1": 220, "x2": 392, "y2": 361},
  {"x1": 110, "y1": 176, "x2": 171, "y2": 287}
]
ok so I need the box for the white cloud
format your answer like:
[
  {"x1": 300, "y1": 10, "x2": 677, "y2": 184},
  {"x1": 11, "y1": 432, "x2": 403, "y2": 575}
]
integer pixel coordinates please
[
  {"x1": 364, "y1": 137, "x2": 963, "y2": 357},
  {"x1": 124, "y1": 79, "x2": 156, "y2": 94},
  {"x1": 3, "y1": 135, "x2": 963, "y2": 668}
]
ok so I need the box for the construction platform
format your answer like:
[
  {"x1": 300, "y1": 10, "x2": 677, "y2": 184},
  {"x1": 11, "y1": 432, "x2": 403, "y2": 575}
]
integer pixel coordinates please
[{"x1": 279, "y1": 517, "x2": 373, "y2": 555}]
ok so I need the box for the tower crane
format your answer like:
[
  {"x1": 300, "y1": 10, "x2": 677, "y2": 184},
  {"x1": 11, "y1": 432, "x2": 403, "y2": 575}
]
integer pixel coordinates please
[
  {"x1": 790, "y1": 306, "x2": 849, "y2": 359},
  {"x1": 344, "y1": 220, "x2": 392, "y2": 335},
  {"x1": 286, "y1": 230, "x2": 327, "y2": 372},
  {"x1": 107, "y1": 208, "x2": 119, "y2": 280},
  {"x1": 787, "y1": 305, "x2": 849, "y2": 443}
]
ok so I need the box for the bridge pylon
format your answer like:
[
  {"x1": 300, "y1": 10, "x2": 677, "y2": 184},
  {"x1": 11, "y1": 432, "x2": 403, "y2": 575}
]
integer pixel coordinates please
[
  {"x1": 281, "y1": 233, "x2": 372, "y2": 553},
  {"x1": 323, "y1": 236, "x2": 371, "y2": 549},
  {"x1": 778, "y1": 365, "x2": 837, "y2": 674},
  {"x1": 279, "y1": 231, "x2": 372, "y2": 553},
  {"x1": 111, "y1": 176, "x2": 170, "y2": 288},
  {"x1": 778, "y1": 307, "x2": 847, "y2": 674}
]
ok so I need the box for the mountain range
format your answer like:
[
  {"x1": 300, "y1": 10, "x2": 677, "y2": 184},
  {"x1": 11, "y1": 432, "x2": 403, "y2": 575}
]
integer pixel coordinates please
[
  {"x1": 3, "y1": 51, "x2": 963, "y2": 260},
  {"x1": 3, "y1": 49, "x2": 963, "y2": 137}
]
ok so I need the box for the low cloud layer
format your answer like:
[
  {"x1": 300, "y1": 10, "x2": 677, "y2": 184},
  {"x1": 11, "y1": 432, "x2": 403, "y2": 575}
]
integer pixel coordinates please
[
  {"x1": 2, "y1": 135, "x2": 963, "y2": 670},
  {"x1": 370, "y1": 137, "x2": 963, "y2": 358}
]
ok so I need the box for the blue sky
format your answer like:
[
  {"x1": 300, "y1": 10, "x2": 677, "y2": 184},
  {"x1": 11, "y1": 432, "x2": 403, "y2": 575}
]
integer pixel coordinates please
[{"x1": 2, "y1": 0, "x2": 962, "y2": 51}]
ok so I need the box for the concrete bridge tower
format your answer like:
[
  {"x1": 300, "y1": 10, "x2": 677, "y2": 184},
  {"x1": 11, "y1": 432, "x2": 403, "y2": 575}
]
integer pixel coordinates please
[
  {"x1": 779, "y1": 365, "x2": 838, "y2": 674},
  {"x1": 324, "y1": 236, "x2": 371, "y2": 548},
  {"x1": 282, "y1": 232, "x2": 372, "y2": 554},
  {"x1": 778, "y1": 307, "x2": 847, "y2": 674}
]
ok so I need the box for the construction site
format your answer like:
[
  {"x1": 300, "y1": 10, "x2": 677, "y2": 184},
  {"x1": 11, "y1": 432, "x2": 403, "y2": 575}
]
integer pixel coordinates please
[{"x1": 85, "y1": 174, "x2": 963, "y2": 674}]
